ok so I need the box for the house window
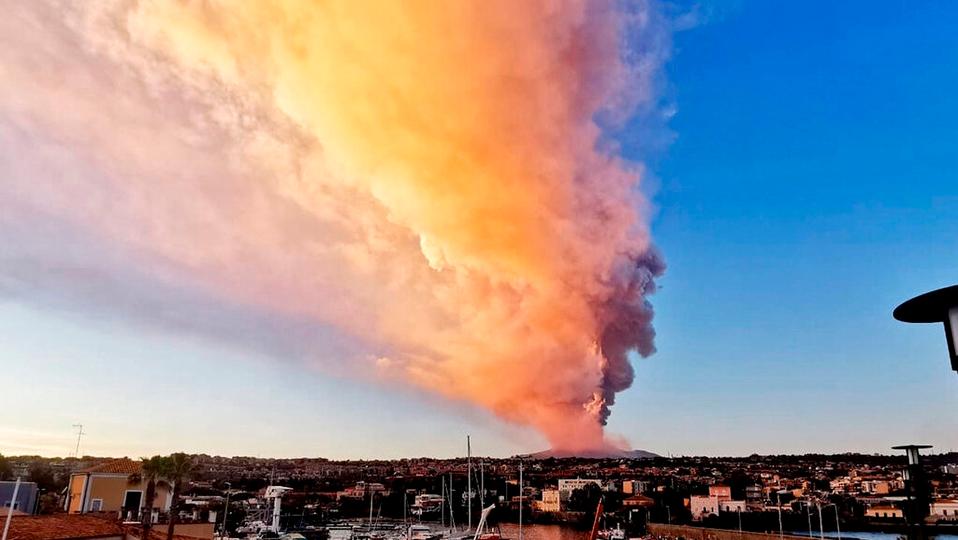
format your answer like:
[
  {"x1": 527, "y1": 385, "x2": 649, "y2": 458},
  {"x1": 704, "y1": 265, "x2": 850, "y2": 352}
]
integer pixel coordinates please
[{"x1": 91, "y1": 499, "x2": 103, "y2": 512}]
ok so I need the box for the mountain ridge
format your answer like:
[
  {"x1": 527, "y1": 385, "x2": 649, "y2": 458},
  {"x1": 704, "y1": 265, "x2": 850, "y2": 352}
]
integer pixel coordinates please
[{"x1": 524, "y1": 448, "x2": 660, "y2": 459}]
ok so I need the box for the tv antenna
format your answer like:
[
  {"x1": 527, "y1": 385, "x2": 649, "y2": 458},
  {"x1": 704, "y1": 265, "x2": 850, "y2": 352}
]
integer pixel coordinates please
[{"x1": 71, "y1": 424, "x2": 85, "y2": 458}]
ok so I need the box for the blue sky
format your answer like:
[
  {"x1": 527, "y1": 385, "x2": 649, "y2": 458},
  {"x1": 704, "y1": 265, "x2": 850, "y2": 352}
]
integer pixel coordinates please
[
  {"x1": 1, "y1": 1, "x2": 956, "y2": 459},
  {"x1": 614, "y1": 0, "x2": 958, "y2": 455}
]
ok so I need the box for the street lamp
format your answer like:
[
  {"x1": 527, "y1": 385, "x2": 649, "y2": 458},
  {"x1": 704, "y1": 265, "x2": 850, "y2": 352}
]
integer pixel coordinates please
[
  {"x1": 892, "y1": 445, "x2": 932, "y2": 540},
  {"x1": 816, "y1": 503, "x2": 825, "y2": 540},
  {"x1": 821, "y1": 503, "x2": 841, "y2": 540},
  {"x1": 220, "y1": 482, "x2": 232, "y2": 537},
  {"x1": 894, "y1": 284, "x2": 958, "y2": 372},
  {"x1": 776, "y1": 491, "x2": 784, "y2": 540}
]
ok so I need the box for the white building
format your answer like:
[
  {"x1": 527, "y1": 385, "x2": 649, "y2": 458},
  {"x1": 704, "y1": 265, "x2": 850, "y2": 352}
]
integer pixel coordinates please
[
  {"x1": 931, "y1": 499, "x2": 958, "y2": 521},
  {"x1": 558, "y1": 479, "x2": 602, "y2": 501},
  {"x1": 719, "y1": 500, "x2": 747, "y2": 513},
  {"x1": 690, "y1": 495, "x2": 718, "y2": 519},
  {"x1": 690, "y1": 493, "x2": 746, "y2": 520}
]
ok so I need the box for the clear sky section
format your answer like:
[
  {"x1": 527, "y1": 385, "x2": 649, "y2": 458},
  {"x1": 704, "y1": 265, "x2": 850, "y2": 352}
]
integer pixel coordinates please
[{"x1": 1, "y1": 0, "x2": 956, "y2": 458}]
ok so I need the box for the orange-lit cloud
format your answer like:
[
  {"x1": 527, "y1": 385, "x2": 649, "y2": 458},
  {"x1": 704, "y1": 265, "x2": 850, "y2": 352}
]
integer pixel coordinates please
[{"x1": 0, "y1": 1, "x2": 668, "y2": 451}]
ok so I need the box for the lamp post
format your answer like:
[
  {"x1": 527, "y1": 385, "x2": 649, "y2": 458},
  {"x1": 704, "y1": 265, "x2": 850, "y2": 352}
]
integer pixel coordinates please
[
  {"x1": 738, "y1": 507, "x2": 743, "y2": 540},
  {"x1": 892, "y1": 445, "x2": 932, "y2": 540},
  {"x1": 822, "y1": 503, "x2": 840, "y2": 540},
  {"x1": 776, "y1": 492, "x2": 784, "y2": 540},
  {"x1": 816, "y1": 503, "x2": 825, "y2": 540},
  {"x1": 894, "y1": 284, "x2": 958, "y2": 372},
  {"x1": 220, "y1": 482, "x2": 231, "y2": 537}
]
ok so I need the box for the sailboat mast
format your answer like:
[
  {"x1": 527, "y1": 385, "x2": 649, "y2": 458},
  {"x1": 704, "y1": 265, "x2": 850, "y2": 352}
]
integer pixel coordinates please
[
  {"x1": 369, "y1": 484, "x2": 375, "y2": 525},
  {"x1": 467, "y1": 435, "x2": 472, "y2": 532},
  {"x1": 518, "y1": 462, "x2": 523, "y2": 540},
  {"x1": 480, "y1": 461, "x2": 485, "y2": 507},
  {"x1": 442, "y1": 476, "x2": 447, "y2": 528},
  {"x1": 449, "y1": 472, "x2": 456, "y2": 530}
]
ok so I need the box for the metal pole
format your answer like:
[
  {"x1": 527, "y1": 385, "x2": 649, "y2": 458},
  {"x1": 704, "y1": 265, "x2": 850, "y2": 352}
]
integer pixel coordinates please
[
  {"x1": 2, "y1": 477, "x2": 21, "y2": 540},
  {"x1": 467, "y1": 435, "x2": 472, "y2": 532},
  {"x1": 480, "y1": 462, "x2": 485, "y2": 508},
  {"x1": 806, "y1": 503, "x2": 813, "y2": 538},
  {"x1": 817, "y1": 503, "x2": 825, "y2": 540},
  {"x1": 220, "y1": 482, "x2": 231, "y2": 536},
  {"x1": 518, "y1": 462, "x2": 523, "y2": 540},
  {"x1": 776, "y1": 493, "x2": 784, "y2": 540},
  {"x1": 72, "y1": 424, "x2": 84, "y2": 458},
  {"x1": 832, "y1": 505, "x2": 841, "y2": 540}
]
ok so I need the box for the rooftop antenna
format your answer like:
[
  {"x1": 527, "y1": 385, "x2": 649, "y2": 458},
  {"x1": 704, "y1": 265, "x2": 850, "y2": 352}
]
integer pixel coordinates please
[{"x1": 71, "y1": 424, "x2": 84, "y2": 458}]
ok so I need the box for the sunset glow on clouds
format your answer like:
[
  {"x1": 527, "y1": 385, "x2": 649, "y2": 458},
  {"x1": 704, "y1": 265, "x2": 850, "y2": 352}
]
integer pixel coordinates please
[{"x1": 0, "y1": 1, "x2": 669, "y2": 451}]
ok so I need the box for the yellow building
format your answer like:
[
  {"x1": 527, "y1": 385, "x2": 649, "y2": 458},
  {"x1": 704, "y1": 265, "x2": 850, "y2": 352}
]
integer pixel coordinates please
[{"x1": 65, "y1": 458, "x2": 172, "y2": 520}]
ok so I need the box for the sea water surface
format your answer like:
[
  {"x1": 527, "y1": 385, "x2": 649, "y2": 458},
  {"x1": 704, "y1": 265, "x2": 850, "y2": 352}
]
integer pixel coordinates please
[{"x1": 495, "y1": 524, "x2": 958, "y2": 540}]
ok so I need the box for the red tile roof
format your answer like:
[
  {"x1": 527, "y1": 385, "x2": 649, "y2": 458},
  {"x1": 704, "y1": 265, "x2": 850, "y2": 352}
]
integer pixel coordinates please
[
  {"x1": 76, "y1": 458, "x2": 142, "y2": 475},
  {"x1": 5, "y1": 514, "x2": 125, "y2": 540}
]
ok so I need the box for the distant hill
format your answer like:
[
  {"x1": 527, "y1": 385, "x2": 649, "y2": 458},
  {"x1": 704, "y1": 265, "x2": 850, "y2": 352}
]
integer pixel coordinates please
[{"x1": 526, "y1": 448, "x2": 660, "y2": 459}]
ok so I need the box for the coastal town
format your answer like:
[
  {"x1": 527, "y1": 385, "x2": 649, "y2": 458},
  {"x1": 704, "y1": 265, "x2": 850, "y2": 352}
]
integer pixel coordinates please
[{"x1": 2, "y1": 450, "x2": 958, "y2": 540}]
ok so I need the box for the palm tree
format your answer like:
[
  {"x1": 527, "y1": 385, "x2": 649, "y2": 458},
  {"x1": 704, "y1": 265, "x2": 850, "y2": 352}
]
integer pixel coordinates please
[
  {"x1": 138, "y1": 456, "x2": 170, "y2": 537},
  {"x1": 164, "y1": 453, "x2": 194, "y2": 540}
]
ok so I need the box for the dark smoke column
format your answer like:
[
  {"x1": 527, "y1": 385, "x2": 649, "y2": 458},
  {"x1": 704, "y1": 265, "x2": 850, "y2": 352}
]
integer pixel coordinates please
[{"x1": 593, "y1": 249, "x2": 665, "y2": 425}]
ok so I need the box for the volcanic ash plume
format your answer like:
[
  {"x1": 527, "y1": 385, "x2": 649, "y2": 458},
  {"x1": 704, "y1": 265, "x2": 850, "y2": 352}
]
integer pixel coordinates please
[{"x1": 0, "y1": 1, "x2": 669, "y2": 451}]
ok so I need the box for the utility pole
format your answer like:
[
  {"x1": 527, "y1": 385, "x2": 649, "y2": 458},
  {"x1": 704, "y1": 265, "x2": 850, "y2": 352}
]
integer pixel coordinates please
[{"x1": 71, "y1": 424, "x2": 84, "y2": 458}]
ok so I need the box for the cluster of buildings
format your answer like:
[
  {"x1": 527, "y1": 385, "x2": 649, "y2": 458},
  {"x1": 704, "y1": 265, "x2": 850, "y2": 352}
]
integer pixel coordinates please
[{"x1": 5, "y1": 451, "x2": 958, "y2": 537}]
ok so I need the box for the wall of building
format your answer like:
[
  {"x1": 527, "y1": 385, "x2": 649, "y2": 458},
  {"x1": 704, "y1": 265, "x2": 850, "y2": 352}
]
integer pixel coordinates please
[
  {"x1": 68, "y1": 475, "x2": 88, "y2": 513},
  {"x1": 0, "y1": 481, "x2": 38, "y2": 514},
  {"x1": 538, "y1": 489, "x2": 560, "y2": 512},
  {"x1": 690, "y1": 495, "x2": 717, "y2": 519},
  {"x1": 709, "y1": 486, "x2": 732, "y2": 498},
  {"x1": 156, "y1": 522, "x2": 215, "y2": 539},
  {"x1": 90, "y1": 475, "x2": 137, "y2": 512},
  {"x1": 69, "y1": 473, "x2": 173, "y2": 513},
  {"x1": 648, "y1": 523, "x2": 810, "y2": 540}
]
